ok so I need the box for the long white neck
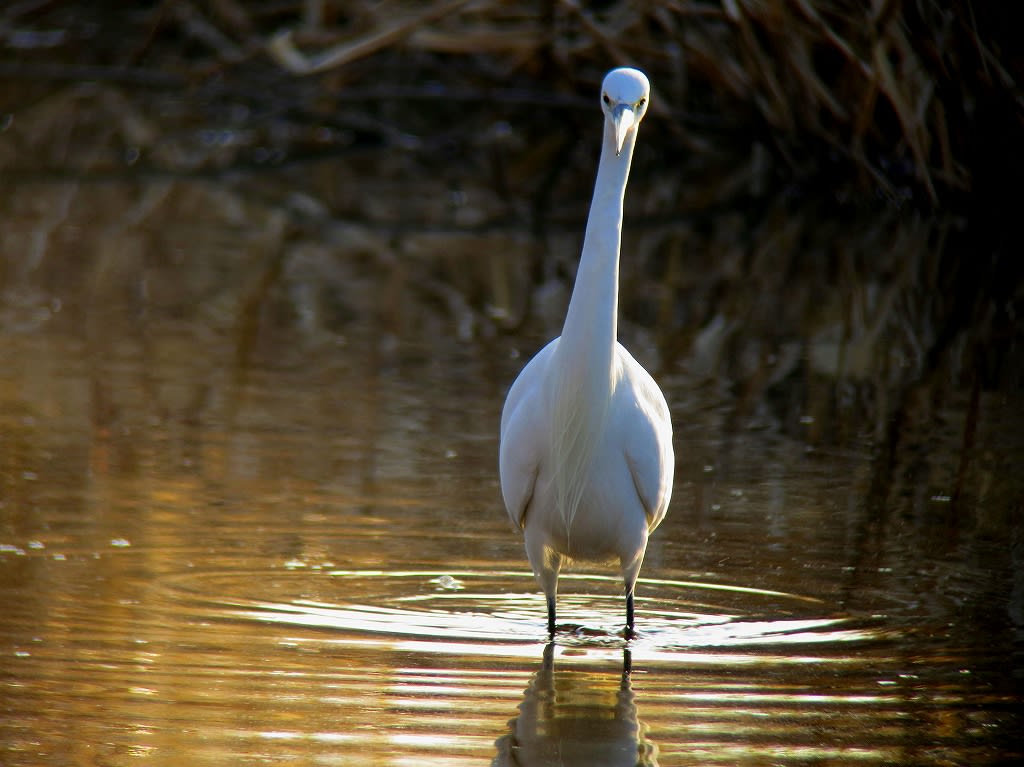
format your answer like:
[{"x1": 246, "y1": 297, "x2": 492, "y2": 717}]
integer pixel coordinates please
[
  {"x1": 547, "y1": 116, "x2": 636, "y2": 536},
  {"x1": 559, "y1": 117, "x2": 635, "y2": 381}
]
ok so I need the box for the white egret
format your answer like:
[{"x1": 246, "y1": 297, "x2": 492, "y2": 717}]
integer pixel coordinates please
[{"x1": 499, "y1": 67, "x2": 673, "y2": 638}]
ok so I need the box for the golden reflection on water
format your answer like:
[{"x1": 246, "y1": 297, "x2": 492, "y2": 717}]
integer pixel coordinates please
[
  {"x1": 494, "y1": 644, "x2": 658, "y2": 767},
  {"x1": 1, "y1": 221, "x2": 1021, "y2": 764}
]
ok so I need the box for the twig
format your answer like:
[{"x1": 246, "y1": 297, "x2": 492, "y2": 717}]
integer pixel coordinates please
[
  {"x1": 170, "y1": 0, "x2": 246, "y2": 62},
  {"x1": 792, "y1": 0, "x2": 873, "y2": 79},
  {"x1": 871, "y1": 40, "x2": 936, "y2": 202},
  {"x1": 267, "y1": 0, "x2": 479, "y2": 75}
]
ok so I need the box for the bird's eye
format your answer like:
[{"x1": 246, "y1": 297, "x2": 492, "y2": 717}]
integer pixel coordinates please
[
  {"x1": 602, "y1": 93, "x2": 611, "y2": 106},
  {"x1": 637, "y1": 97, "x2": 647, "y2": 109}
]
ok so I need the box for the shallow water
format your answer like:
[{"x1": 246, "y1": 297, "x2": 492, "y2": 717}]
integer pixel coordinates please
[
  {"x1": 3, "y1": 51, "x2": 1024, "y2": 755},
  {"x1": 1, "y1": 295, "x2": 1021, "y2": 766}
]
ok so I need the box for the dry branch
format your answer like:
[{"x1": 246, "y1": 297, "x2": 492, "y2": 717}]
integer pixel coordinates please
[{"x1": 267, "y1": 0, "x2": 479, "y2": 75}]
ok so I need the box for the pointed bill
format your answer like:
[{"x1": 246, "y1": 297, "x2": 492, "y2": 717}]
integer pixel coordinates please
[{"x1": 613, "y1": 104, "x2": 636, "y2": 156}]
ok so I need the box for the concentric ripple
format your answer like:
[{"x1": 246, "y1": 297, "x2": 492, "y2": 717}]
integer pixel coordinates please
[{"x1": 167, "y1": 567, "x2": 886, "y2": 660}]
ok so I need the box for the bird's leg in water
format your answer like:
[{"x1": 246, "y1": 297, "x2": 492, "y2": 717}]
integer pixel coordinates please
[
  {"x1": 625, "y1": 590, "x2": 635, "y2": 639},
  {"x1": 547, "y1": 596, "x2": 557, "y2": 638}
]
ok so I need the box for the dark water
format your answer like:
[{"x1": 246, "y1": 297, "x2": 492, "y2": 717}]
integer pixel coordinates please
[{"x1": 1, "y1": 164, "x2": 1022, "y2": 767}]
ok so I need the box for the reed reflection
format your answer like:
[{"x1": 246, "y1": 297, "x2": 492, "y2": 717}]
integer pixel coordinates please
[{"x1": 493, "y1": 643, "x2": 658, "y2": 767}]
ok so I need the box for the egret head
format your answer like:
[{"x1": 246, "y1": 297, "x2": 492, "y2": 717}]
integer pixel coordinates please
[{"x1": 600, "y1": 67, "x2": 651, "y2": 156}]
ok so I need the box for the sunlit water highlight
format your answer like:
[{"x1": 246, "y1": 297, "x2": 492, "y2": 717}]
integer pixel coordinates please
[
  {"x1": 1, "y1": 293, "x2": 1020, "y2": 765},
  {"x1": 220, "y1": 569, "x2": 879, "y2": 659}
]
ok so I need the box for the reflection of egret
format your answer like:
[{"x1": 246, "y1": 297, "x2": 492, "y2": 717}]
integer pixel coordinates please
[
  {"x1": 499, "y1": 67, "x2": 673, "y2": 637},
  {"x1": 493, "y1": 643, "x2": 658, "y2": 767}
]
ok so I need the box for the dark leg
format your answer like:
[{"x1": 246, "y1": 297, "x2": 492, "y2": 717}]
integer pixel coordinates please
[
  {"x1": 547, "y1": 594, "x2": 556, "y2": 639},
  {"x1": 542, "y1": 640, "x2": 555, "y2": 670},
  {"x1": 625, "y1": 590, "x2": 635, "y2": 639}
]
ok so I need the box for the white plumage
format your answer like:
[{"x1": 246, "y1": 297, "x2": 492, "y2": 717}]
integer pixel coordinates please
[{"x1": 499, "y1": 67, "x2": 673, "y2": 637}]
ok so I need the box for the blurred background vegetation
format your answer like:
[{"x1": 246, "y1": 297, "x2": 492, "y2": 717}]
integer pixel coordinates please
[
  {"x1": 0, "y1": 1, "x2": 1021, "y2": 459},
  {"x1": 2, "y1": 1, "x2": 1020, "y2": 202}
]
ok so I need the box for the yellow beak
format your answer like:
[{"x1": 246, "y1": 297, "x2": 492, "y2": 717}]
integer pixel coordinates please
[{"x1": 613, "y1": 104, "x2": 637, "y2": 156}]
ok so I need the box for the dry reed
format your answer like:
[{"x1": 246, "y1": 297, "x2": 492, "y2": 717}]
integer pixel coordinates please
[{"x1": 0, "y1": 1, "x2": 1018, "y2": 205}]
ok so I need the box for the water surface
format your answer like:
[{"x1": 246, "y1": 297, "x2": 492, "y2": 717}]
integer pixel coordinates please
[{"x1": 1, "y1": 301, "x2": 1020, "y2": 765}]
